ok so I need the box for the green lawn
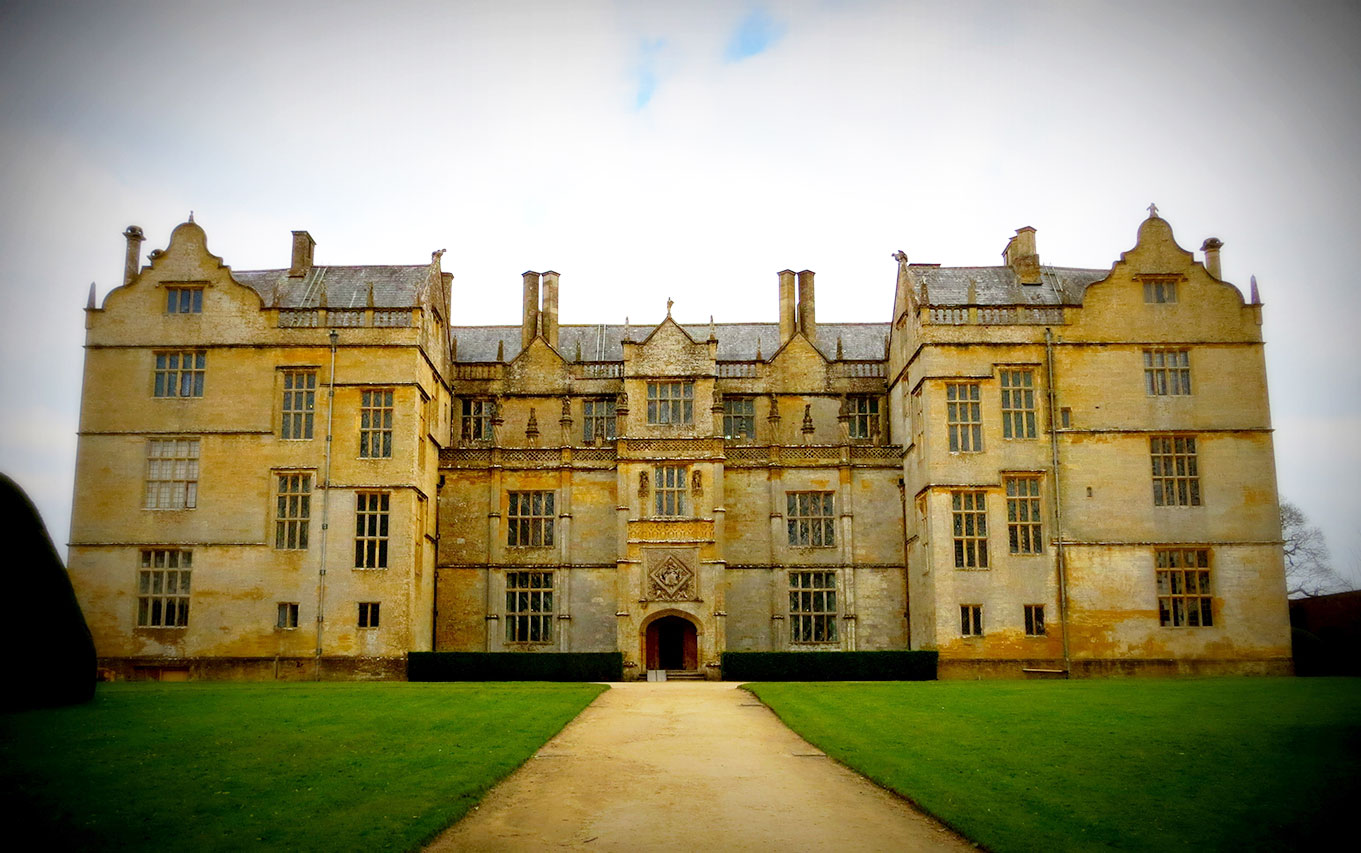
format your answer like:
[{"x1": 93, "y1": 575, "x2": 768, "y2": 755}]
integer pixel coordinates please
[
  {"x1": 749, "y1": 678, "x2": 1361, "y2": 852},
  {"x1": 0, "y1": 681, "x2": 605, "y2": 852}
]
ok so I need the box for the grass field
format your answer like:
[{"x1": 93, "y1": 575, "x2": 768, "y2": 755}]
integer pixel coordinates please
[
  {"x1": 0, "y1": 681, "x2": 605, "y2": 852},
  {"x1": 749, "y1": 678, "x2": 1361, "y2": 852}
]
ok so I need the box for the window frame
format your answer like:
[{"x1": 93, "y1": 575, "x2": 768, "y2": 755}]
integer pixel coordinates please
[
  {"x1": 461, "y1": 397, "x2": 495, "y2": 442},
  {"x1": 358, "y1": 601, "x2": 381, "y2": 629},
  {"x1": 1143, "y1": 349, "x2": 1192, "y2": 396},
  {"x1": 281, "y1": 370, "x2": 317, "y2": 439},
  {"x1": 137, "y1": 549, "x2": 191, "y2": 628},
  {"x1": 945, "y1": 382, "x2": 983, "y2": 452},
  {"x1": 359, "y1": 388, "x2": 394, "y2": 458},
  {"x1": 1024, "y1": 604, "x2": 1046, "y2": 636},
  {"x1": 653, "y1": 464, "x2": 688, "y2": 517},
  {"x1": 1156, "y1": 549, "x2": 1213, "y2": 628},
  {"x1": 960, "y1": 604, "x2": 983, "y2": 637},
  {"x1": 999, "y1": 369, "x2": 1037, "y2": 439},
  {"x1": 153, "y1": 350, "x2": 206, "y2": 398},
  {"x1": 786, "y1": 491, "x2": 836, "y2": 548},
  {"x1": 505, "y1": 570, "x2": 554, "y2": 644},
  {"x1": 507, "y1": 491, "x2": 556, "y2": 548},
  {"x1": 847, "y1": 395, "x2": 881, "y2": 441},
  {"x1": 164, "y1": 286, "x2": 203, "y2": 314},
  {"x1": 1005, "y1": 476, "x2": 1043, "y2": 555},
  {"x1": 951, "y1": 490, "x2": 989, "y2": 569},
  {"x1": 144, "y1": 438, "x2": 199, "y2": 510},
  {"x1": 583, "y1": 397, "x2": 617, "y2": 444},
  {"x1": 723, "y1": 396, "x2": 756, "y2": 441},
  {"x1": 276, "y1": 602, "x2": 300, "y2": 630},
  {"x1": 1151, "y1": 435, "x2": 1201, "y2": 507},
  {"x1": 354, "y1": 491, "x2": 390, "y2": 569},
  {"x1": 274, "y1": 472, "x2": 312, "y2": 550},
  {"x1": 647, "y1": 381, "x2": 694, "y2": 425},
  {"x1": 1143, "y1": 278, "x2": 1179, "y2": 304},
  {"x1": 789, "y1": 570, "x2": 838, "y2": 644}
]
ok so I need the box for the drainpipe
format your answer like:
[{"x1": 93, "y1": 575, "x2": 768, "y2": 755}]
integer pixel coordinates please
[
  {"x1": 315, "y1": 328, "x2": 339, "y2": 679},
  {"x1": 1045, "y1": 328, "x2": 1072, "y2": 677}
]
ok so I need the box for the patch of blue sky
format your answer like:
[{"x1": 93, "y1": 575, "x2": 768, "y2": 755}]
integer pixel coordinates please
[
  {"x1": 724, "y1": 8, "x2": 785, "y2": 62},
  {"x1": 633, "y1": 38, "x2": 665, "y2": 110}
]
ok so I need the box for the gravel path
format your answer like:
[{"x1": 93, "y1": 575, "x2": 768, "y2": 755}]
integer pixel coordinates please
[{"x1": 426, "y1": 681, "x2": 974, "y2": 852}]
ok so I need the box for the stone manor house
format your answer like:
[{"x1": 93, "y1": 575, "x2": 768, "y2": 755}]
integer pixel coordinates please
[{"x1": 67, "y1": 210, "x2": 1293, "y2": 679}]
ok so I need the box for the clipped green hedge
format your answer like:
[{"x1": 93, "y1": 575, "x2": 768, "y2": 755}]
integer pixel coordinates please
[
  {"x1": 407, "y1": 652, "x2": 623, "y2": 682},
  {"x1": 721, "y1": 650, "x2": 937, "y2": 681}
]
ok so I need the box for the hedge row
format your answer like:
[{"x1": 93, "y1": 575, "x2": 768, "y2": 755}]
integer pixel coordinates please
[
  {"x1": 407, "y1": 652, "x2": 623, "y2": 682},
  {"x1": 720, "y1": 650, "x2": 938, "y2": 681}
]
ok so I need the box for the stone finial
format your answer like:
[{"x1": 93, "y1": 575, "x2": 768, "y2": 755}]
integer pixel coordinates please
[
  {"x1": 1148, "y1": 202, "x2": 1160, "y2": 218},
  {"x1": 666, "y1": 297, "x2": 674, "y2": 318},
  {"x1": 432, "y1": 248, "x2": 445, "y2": 264},
  {"x1": 526, "y1": 407, "x2": 539, "y2": 442},
  {"x1": 574, "y1": 340, "x2": 582, "y2": 362},
  {"x1": 1250, "y1": 275, "x2": 1261, "y2": 305},
  {"x1": 451, "y1": 336, "x2": 458, "y2": 360},
  {"x1": 755, "y1": 339, "x2": 762, "y2": 361},
  {"x1": 836, "y1": 336, "x2": 844, "y2": 360},
  {"x1": 86, "y1": 282, "x2": 96, "y2": 310},
  {"x1": 708, "y1": 315, "x2": 716, "y2": 342},
  {"x1": 496, "y1": 340, "x2": 504, "y2": 362},
  {"x1": 893, "y1": 249, "x2": 908, "y2": 265}
]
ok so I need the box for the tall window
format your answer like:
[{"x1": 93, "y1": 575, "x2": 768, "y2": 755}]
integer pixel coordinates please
[
  {"x1": 1024, "y1": 604, "x2": 1046, "y2": 636},
  {"x1": 137, "y1": 550, "x2": 191, "y2": 628},
  {"x1": 358, "y1": 602, "x2": 381, "y2": 628},
  {"x1": 1151, "y1": 435, "x2": 1201, "y2": 506},
  {"x1": 583, "y1": 397, "x2": 616, "y2": 443},
  {"x1": 1005, "y1": 476, "x2": 1043, "y2": 554},
  {"x1": 1144, "y1": 349, "x2": 1191, "y2": 396},
  {"x1": 789, "y1": 570, "x2": 837, "y2": 643},
  {"x1": 276, "y1": 602, "x2": 299, "y2": 629},
  {"x1": 946, "y1": 383, "x2": 982, "y2": 452},
  {"x1": 786, "y1": 492, "x2": 835, "y2": 547},
  {"x1": 1156, "y1": 549, "x2": 1212, "y2": 627},
  {"x1": 1144, "y1": 279, "x2": 1178, "y2": 303},
  {"x1": 647, "y1": 381, "x2": 693, "y2": 425},
  {"x1": 951, "y1": 490, "x2": 988, "y2": 569},
  {"x1": 145, "y1": 439, "x2": 199, "y2": 509},
  {"x1": 153, "y1": 350, "x2": 205, "y2": 398},
  {"x1": 724, "y1": 397, "x2": 756, "y2": 441},
  {"x1": 960, "y1": 604, "x2": 983, "y2": 637},
  {"x1": 507, "y1": 491, "x2": 555, "y2": 547},
  {"x1": 506, "y1": 571, "x2": 554, "y2": 643},
  {"x1": 848, "y1": 395, "x2": 880, "y2": 440},
  {"x1": 165, "y1": 286, "x2": 203, "y2": 314},
  {"x1": 654, "y1": 465, "x2": 687, "y2": 516},
  {"x1": 359, "y1": 389, "x2": 394, "y2": 458},
  {"x1": 999, "y1": 369, "x2": 1037, "y2": 439},
  {"x1": 281, "y1": 370, "x2": 316, "y2": 439},
  {"x1": 274, "y1": 473, "x2": 311, "y2": 549},
  {"x1": 461, "y1": 398, "x2": 494, "y2": 442},
  {"x1": 354, "y1": 492, "x2": 390, "y2": 568}
]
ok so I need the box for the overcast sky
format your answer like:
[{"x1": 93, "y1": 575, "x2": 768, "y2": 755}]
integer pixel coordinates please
[{"x1": 2, "y1": 0, "x2": 1358, "y2": 587}]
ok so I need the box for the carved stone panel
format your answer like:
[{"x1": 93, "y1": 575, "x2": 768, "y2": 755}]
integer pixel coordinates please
[{"x1": 644, "y1": 548, "x2": 699, "y2": 602}]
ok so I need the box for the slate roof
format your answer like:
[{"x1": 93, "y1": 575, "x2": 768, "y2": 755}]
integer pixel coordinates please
[
  {"x1": 452, "y1": 322, "x2": 891, "y2": 364},
  {"x1": 909, "y1": 265, "x2": 1108, "y2": 306},
  {"x1": 232, "y1": 265, "x2": 431, "y2": 309}
]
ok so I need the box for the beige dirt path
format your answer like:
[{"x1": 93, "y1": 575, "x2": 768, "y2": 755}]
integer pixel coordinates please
[{"x1": 425, "y1": 681, "x2": 974, "y2": 852}]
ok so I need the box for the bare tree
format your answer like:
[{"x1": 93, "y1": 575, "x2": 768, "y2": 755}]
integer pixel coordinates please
[{"x1": 1281, "y1": 500, "x2": 1347, "y2": 597}]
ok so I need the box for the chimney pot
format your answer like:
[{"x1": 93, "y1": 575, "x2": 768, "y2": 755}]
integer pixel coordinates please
[
  {"x1": 289, "y1": 230, "x2": 315, "y2": 278},
  {"x1": 521, "y1": 271, "x2": 541, "y2": 351},
  {"x1": 778, "y1": 270, "x2": 797, "y2": 343},
  {"x1": 1201, "y1": 238, "x2": 1223, "y2": 279},
  {"x1": 797, "y1": 270, "x2": 816, "y2": 342},
  {"x1": 541, "y1": 271, "x2": 560, "y2": 349}
]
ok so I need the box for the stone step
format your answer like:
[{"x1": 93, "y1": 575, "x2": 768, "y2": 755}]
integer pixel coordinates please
[{"x1": 664, "y1": 670, "x2": 705, "y2": 680}]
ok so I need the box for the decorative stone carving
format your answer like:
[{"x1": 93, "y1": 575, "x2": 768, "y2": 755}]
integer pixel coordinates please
[
  {"x1": 691, "y1": 469, "x2": 703, "y2": 495},
  {"x1": 647, "y1": 554, "x2": 696, "y2": 601}
]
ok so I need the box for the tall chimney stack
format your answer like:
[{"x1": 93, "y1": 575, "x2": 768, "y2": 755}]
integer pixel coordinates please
[
  {"x1": 122, "y1": 226, "x2": 145, "y2": 286},
  {"x1": 521, "y1": 271, "x2": 541, "y2": 351},
  {"x1": 778, "y1": 270, "x2": 796, "y2": 343},
  {"x1": 1201, "y1": 238, "x2": 1223, "y2": 279},
  {"x1": 289, "y1": 230, "x2": 315, "y2": 278},
  {"x1": 1003, "y1": 227, "x2": 1041, "y2": 284},
  {"x1": 541, "y1": 271, "x2": 560, "y2": 349},
  {"x1": 797, "y1": 270, "x2": 816, "y2": 342}
]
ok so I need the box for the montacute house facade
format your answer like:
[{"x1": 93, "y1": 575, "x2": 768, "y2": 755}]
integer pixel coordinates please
[{"x1": 67, "y1": 210, "x2": 1293, "y2": 680}]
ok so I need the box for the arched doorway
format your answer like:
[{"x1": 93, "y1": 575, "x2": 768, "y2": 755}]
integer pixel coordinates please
[{"x1": 645, "y1": 615, "x2": 698, "y2": 671}]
